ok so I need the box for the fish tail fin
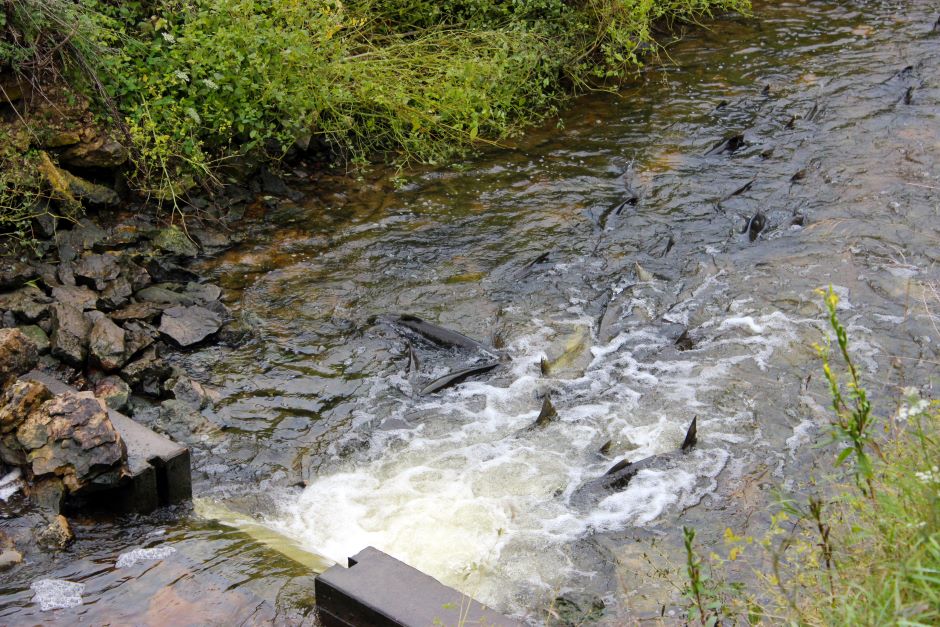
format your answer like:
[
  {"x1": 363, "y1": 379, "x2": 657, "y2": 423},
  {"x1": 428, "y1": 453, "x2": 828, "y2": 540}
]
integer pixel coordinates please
[{"x1": 681, "y1": 416, "x2": 697, "y2": 451}]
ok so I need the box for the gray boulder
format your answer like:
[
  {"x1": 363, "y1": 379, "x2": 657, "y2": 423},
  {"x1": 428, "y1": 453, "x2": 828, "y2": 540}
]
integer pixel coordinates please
[
  {"x1": 98, "y1": 275, "x2": 133, "y2": 310},
  {"x1": 120, "y1": 346, "x2": 170, "y2": 395},
  {"x1": 135, "y1": 284, "x2": 196, "y2": 307},
  {"x1": 121, "y1": 321, "x2": 157, "y2": 362},
  {"x1": 50, "y1": 303, "x2": 90, "y2": 366},
  {"x1": 0, "y1": 286, "x2": 52, "y2": 322},
  {"x1": 88, "y1": 316, "x2": 126, "y2": 371},
  {"x1": 51, "y1": 285, "x2": 98, "y2": 311},
  {"x1": 74, "y1": 254, "x2": 121, "y2": 290},
  {"x1": 159, "y1": 305, "x2": 222, "y2": 347},
  {"x1": 152, "y1": 226, "x2": 199, "y2": 257},
  {"x1": 0, "y1": 261, "x2": 37, "y2": 289}
]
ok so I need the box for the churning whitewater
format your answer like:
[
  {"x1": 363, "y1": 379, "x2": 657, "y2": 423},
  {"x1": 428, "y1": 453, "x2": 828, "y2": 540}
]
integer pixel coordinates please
[{"x1": 263, "y1": 265, "x2": 821, "y2": 609}]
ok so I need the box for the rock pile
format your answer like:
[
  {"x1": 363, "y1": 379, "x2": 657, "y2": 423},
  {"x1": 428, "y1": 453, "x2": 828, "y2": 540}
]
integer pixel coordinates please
[
  {"x1": 0, "y1": 218, "x2": 243, "y2": 403},
  {"x1": 0, "y1": 330, "x2": 130, "y2": 556}
]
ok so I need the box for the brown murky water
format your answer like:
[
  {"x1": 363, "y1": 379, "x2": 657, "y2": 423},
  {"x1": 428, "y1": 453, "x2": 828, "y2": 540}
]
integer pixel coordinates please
[{"x1": 2, "y1": 0, "x2": 939, "y2": 624}]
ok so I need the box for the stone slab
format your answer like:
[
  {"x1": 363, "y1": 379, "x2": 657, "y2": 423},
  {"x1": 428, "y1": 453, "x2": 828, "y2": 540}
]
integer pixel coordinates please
[{"x1": 315, "y1": 546, "x2": 521, "y2": 627}]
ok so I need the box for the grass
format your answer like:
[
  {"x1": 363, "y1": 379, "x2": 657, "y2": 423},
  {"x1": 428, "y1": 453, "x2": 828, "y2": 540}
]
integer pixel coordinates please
[
  {"x1": 0, "y1": 0, "x2": 749, "y2": 236},
  {"x1": 682, "y1": 289, "x2": 940, "y2": 625}
]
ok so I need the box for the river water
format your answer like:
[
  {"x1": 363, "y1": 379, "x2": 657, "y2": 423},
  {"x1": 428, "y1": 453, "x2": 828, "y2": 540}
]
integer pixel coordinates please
[{"x1": 2, "y1": 0, "x2": 939, "y2": 624}]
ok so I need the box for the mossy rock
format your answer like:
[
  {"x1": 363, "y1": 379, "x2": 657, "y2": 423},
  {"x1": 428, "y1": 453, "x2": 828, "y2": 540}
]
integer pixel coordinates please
[{"x1": 153, "y1": 226, "x2": 199, "y2": 257}]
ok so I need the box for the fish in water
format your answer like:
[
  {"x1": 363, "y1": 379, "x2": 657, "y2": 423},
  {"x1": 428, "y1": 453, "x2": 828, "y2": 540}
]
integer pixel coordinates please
[
  {"x1": 740, "y1": 212, "x2": 766, "y2": 242},
  {"x1": 634, "y1": 262, "x2": 654, "y2": 282},
  {"x1": 705, "y1": 133, "x2": 745, "y2": 156},
  {"x1": 597, "y1": 193, "x2": 639, "y2": 229},
  {"x1": 420, "y1": 361, "x2": 500, "y2": 395},
  {"x1": 539, "y1": 326, "x2": 592, "y2": 378},
  {"x1": 407, "y1": 341, "x2": 421, "y2": 373},
  {"x1": 804, "y1": 101, "x2": 820, "y2": 122},
  {"x1": 570, "y1": 418, "x2": 698, "y2": 509},
  {"x1": 675, "y1": 329, "x2": 694, "y2": 351},
  {"x1": 391, "y1": 314, "x2": 495, "y2": 354},
  {"x1": 532, "y1": 395, "x2": 559, "y2": 428},
  {"x1": 722, "y1": 178, "x2": 755, "y2": 201}
]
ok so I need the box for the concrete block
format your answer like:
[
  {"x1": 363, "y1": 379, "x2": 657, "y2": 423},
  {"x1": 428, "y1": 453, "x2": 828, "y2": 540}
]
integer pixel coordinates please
[{"x1": 315, "y1": 546, "x2": 521, "y2": 627}]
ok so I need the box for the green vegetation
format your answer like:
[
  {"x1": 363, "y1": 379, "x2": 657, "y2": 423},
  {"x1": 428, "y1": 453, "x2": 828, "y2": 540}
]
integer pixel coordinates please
[
  {"x1": 0, "y1": 0, "x2": 748, "y2": 231},
  {"x1": 682, "y1": 288, "x2": 940, "y2": 625}
]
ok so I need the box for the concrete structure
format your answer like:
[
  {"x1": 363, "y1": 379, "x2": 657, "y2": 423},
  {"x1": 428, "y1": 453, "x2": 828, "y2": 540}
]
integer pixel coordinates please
[
  {"x1": 23, "y1": 370, "x2": 191, "y2": 513},
  {"x1": 315, "y1": 547, "x2": 522, "y2": 627}
]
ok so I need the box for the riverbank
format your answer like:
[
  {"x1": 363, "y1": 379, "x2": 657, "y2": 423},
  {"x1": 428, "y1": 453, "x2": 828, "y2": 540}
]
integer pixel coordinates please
[{"x1": 1, "y1": 0, "x2": 748, "y2": 239}]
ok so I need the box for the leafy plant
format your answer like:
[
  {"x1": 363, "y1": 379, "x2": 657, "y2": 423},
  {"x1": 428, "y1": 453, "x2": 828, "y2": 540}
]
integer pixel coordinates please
[{"x1": 814, "y1": 285, "x2": 879, "y2": 497}]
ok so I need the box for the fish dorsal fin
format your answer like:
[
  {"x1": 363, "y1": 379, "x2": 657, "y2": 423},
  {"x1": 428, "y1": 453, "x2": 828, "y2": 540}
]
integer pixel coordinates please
[
  {"x1": 407, "y1": 342, "x2": 420, "y2": 373},
  {"x1": 605, "y1": 458, "x2": 632, "y2": 476},
  {"x1": 681, "y1": 416, "x2": 697, "y2": 451},
  {"x1": 534, "y1": 396, "x2": 558, "y2": 427}
]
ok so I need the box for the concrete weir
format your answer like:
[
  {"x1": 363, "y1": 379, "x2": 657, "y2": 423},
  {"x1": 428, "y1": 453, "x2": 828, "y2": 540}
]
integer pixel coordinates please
[
  {"x1": 315, "y1": 547, "x2": 522, "y2": 627},
  {"x1": 23, "y1": 370, "x2": 192, "y2": 513}
]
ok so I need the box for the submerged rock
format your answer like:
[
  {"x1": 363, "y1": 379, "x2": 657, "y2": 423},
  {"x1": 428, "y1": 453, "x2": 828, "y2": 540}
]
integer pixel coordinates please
[
  {"x1": 16, "y1": 392, "x2": 126, "y2": 493},
  {"x1": 0, "y1": 547, "x2": 23, "y2": 571},
  {"x1": 158, "y1": 399, "x2": 219, "y2": 438},
  {"x1": 170, "y1": 375, "x2": 213, "y2": 410},
  {"x1": 0, "y1": 531, "x2": 22, "y2": 571},
  {"x1": 35, "y1": 515, "x2": 74, "y2": 550},
  {"x1": 0, "y1": 328, "x2": 39, "y2": 384},
  {"x1": 29, "y1": 477, "x2": 66, "y2": 514}
]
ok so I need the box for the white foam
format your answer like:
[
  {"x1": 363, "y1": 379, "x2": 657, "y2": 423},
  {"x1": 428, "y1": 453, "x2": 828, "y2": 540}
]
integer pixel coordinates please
[
  {"x1": 0, "y1": 467, "x2": 23, "y2": 501},
  {"x1": 30, "y1": 579, "x2": 84, "y2": 611},
  {"x1": 254, "y1": 278, "x2": 814, "y2": 610},
  {"x1": 115, "y1": 546, "x2": 176, "y2": 568}
]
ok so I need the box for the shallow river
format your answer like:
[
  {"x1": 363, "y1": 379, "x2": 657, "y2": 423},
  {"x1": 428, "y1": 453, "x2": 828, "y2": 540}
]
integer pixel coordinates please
[{"x1": 2, "y1": 0, "x2": 939, "y2": 624}]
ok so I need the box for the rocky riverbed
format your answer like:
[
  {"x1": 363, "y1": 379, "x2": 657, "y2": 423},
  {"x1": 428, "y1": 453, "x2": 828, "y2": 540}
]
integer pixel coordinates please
[{"x1": 0, "y1": 196, "x2": 266, "y2": 571}]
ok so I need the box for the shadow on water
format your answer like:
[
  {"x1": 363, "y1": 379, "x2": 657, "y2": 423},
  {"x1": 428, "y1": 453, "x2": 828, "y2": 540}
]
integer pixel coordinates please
[{"x1": 3, "y1": 0, "x2": 940, "y2": 623}]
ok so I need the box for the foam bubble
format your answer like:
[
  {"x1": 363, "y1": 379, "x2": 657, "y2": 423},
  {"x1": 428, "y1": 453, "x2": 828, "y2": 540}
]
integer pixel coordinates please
[
  {"x1": 116, "y1": 546, "x2": 176, "y2": 568},
  {"x1": 0, "y1": 467, "x2": 23, "y2": 502},
  {"x1": 30, "y1": 579, "x2": 84, "y2": 611}
]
